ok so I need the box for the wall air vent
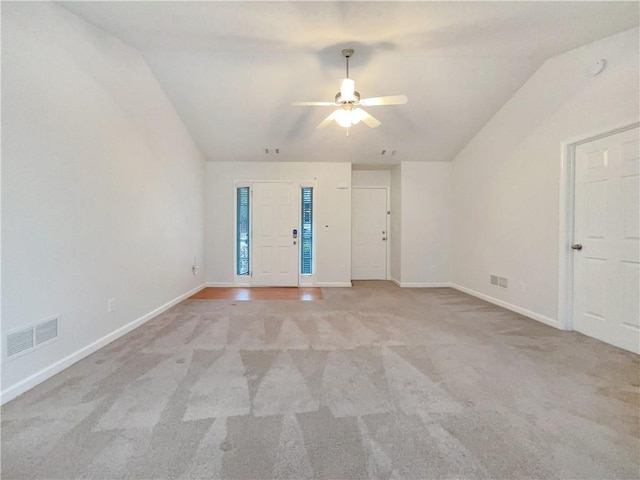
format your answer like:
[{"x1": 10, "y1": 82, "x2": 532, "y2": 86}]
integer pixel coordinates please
[
  {"x1": 35, "y1": 318, "x2": 58, "y2": 345},
  {"x1": 6, "y1": 316, "x2": 59, "y2": 359},
  {"x1": 7, "y1": 328, "x2": 34, "y2": 357}
]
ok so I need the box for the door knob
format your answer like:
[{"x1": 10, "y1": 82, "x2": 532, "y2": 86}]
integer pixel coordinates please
[{"x1": 571, "y1": 244, "x2": 583, "y2": 250}]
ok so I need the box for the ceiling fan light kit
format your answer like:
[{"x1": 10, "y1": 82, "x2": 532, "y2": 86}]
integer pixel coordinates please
[{"x1": 293, "y1": 48, "x2": 408, "y2": 133}]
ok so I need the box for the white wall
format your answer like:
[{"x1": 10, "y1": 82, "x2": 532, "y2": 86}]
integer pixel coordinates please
[
  {"x1": 206, "y1": 162, "x2": 351, "y2": 287},
  {"x1": 352, "y1": 170, "x2": 391, "y2": 187},
  {"x1": 400, "y1": 163, "x2": 453, "y2": 286},
  {"x1": 452, "y1": 27, "x2": 640, "y2": 324},
  {"x1": 1, "y1": 3, "x2": 206, "y2": 400}
]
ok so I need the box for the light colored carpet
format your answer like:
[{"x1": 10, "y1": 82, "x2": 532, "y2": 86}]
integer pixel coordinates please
[{"x1": 2, "y1": 281, "x2": 638, "y2": 479}]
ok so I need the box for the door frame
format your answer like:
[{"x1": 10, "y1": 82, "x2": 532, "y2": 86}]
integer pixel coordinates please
[
  {"x1": 351, "y1": 186, "x2": 391, "y2": 280},
  {"x1": 557, "y1": 120, "x2": 639, "y2": 331},
  {"x1": 233, "y1": 179, "x2": 317, "y2": 287}
]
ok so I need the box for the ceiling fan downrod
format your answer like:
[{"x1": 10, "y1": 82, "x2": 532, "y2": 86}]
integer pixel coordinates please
[
  {"x1": 338, "y1": 49, "x2": 358, "y2": 104},
  {"x1": 342, "y1": 48, "x2": 354, "y2": 78}
]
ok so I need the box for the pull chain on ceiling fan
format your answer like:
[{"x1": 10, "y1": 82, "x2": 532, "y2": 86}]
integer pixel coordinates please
[{"x1": 293, "y1": 49, "x2": 408, "y2": 132}]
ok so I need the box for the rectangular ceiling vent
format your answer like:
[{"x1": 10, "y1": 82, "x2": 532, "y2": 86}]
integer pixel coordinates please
[{"x1": 6, "y1": 316, "x2": 59, "y2": 359}]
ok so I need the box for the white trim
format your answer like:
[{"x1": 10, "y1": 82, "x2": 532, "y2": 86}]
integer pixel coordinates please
[
  {"x1": 397, "y1": 282, "x2": 453, "y2": 288},
  {"x1": 205, "y1": 282, "x2": 236, "y2": 287},
  {"x1": 451, "y1": 284, "x2": 559, "y2": 328},
  {"x1": 384, "y1": 278, "x2": 451, "y2": 288},
  {"x1": 316, "y1": 282, "x2": 352, "y2": 287},
  {"x1": 558, "y1": 121, "x2": 640, "y2": 331},
  {"x1": 1, "y1": 284, "x2": 206, "y2": 405},
  {"x1": 298, "y1": 276, "x2": 315, "y2": 287}
]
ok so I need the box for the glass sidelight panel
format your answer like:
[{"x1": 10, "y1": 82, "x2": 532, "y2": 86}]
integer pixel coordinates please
[
  {"x1": 236, "y1": 187, "x2": 250, "y2": 275},
  {"x1": 301, "y1": 187, "x2": 313, "y2": 275}
]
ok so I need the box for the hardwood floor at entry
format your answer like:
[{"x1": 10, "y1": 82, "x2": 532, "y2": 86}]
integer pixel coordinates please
[{"x1": 190, "y1": 287, "x2": 323, "y2": 301}]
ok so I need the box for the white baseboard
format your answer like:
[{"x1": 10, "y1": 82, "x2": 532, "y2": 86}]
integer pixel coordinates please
[
  {"x1": 316, "y1": 282, "x2": 352, "y2": 287},
  {"x1": 206, "y1": 282, "x2": 352, "y2": 288},
  {"x1": 389, "y1": 278, "x2": 451, "y2": 288},
  {"x1": 1, "y1": 283, "x2": 206, "y2": 405},
  {"x1": 450, "y1": 283, "x2": 559, "y2": 328}
]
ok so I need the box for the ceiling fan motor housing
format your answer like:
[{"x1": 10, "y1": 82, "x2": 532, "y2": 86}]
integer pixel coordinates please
[{"x1": 335, "y1": 91, "x2": 360, "y2": 105}]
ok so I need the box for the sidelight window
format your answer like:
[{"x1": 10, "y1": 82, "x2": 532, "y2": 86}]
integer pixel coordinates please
[
  {"x1": 301, "y1": 187, "x2": 313, "y2": 275},
  {"x1": 236, "y1": 187, "x2": 250, "y2": 275}
]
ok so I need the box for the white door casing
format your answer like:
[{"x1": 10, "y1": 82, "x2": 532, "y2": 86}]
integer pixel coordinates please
[
  {"x1": 252, "y1": 182, "x2": 299, "y2": 286},
  {"x1": 573, "y1": 127, "x2": 639, "y2": 353},
  {"x1": 352, "y1": 187, "x2": 388, "y2": 280}
]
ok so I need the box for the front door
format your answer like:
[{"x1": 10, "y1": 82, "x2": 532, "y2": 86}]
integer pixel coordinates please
[
  {"x1": 252, "y1": 182, "x2": 299, "y2": 286},
  {"x1": 352, "y1": 187, "x2": 388, "y2": 280},
  {"x1": 573, "y1": 126, "x2": 639, "y2": 353}
]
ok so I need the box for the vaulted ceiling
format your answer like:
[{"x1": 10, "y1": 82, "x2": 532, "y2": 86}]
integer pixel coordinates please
[{"x1": 60, "y1": 1, "x2": 639, "y2": 165}]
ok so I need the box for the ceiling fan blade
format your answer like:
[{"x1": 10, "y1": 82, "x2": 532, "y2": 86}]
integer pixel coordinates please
[
  {"x1": 360, "y1": 110, "x2": 381, "y2": 128},
  {"x1": 292, "y1": 101, "x2": 335, "y2": 106},
  {"x1": 317, "y1": 111, "x2": 337, "y2": 128},
  {"x1": 359, "y1": 95, "x2": 408, "y2": 106}
]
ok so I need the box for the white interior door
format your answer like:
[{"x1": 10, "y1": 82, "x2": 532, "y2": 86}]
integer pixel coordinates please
[
  {"x1": 352, "y1": 188, "x2": 388, "y2": 280},
  {"x1": 573, "y1": 126, "x2": 639, "y2": 353},
  {"x1": 252, "y1": 182, "x2": 299, "y2": 286}
]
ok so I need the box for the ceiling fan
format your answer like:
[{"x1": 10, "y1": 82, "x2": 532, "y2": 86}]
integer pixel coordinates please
[{"x1": 293, "y1": 49, "x2": 408, "y2": 132}]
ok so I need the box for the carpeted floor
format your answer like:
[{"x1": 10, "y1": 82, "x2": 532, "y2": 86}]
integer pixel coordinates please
[{"x1": 2, "y1": 281, "x2": 638, "y2": 479}]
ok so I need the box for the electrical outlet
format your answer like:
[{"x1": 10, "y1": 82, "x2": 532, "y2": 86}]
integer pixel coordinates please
[
  {"x1": 192, "y1": 257, "x2": 200, "y2": 275},
  {"x1": 107, "y1": 298, "x2": 115, "y2": 313},
  {"x1": 499, "y1": 277, "x2": 508, "y2": 288}
]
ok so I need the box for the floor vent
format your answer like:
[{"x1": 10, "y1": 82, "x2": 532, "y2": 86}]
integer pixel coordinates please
[{"x1": 6, "y1": 316, "x2": 59, "y2": 359}]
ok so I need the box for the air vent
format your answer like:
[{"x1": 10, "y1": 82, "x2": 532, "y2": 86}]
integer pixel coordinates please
[
  {"x1": 7, "y1": 328, "x2": 34, "y2": 357},
  {"x1": 6, "y1": 316, "x2": 59, "y2": 359},
  {"x1": 35, "y1": 318, "x2": 58, "y2": 345}
]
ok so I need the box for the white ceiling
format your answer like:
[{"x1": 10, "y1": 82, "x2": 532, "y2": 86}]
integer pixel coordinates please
[{"x1": 60, "y1": 1, "x2": 639, "y2": 165}]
